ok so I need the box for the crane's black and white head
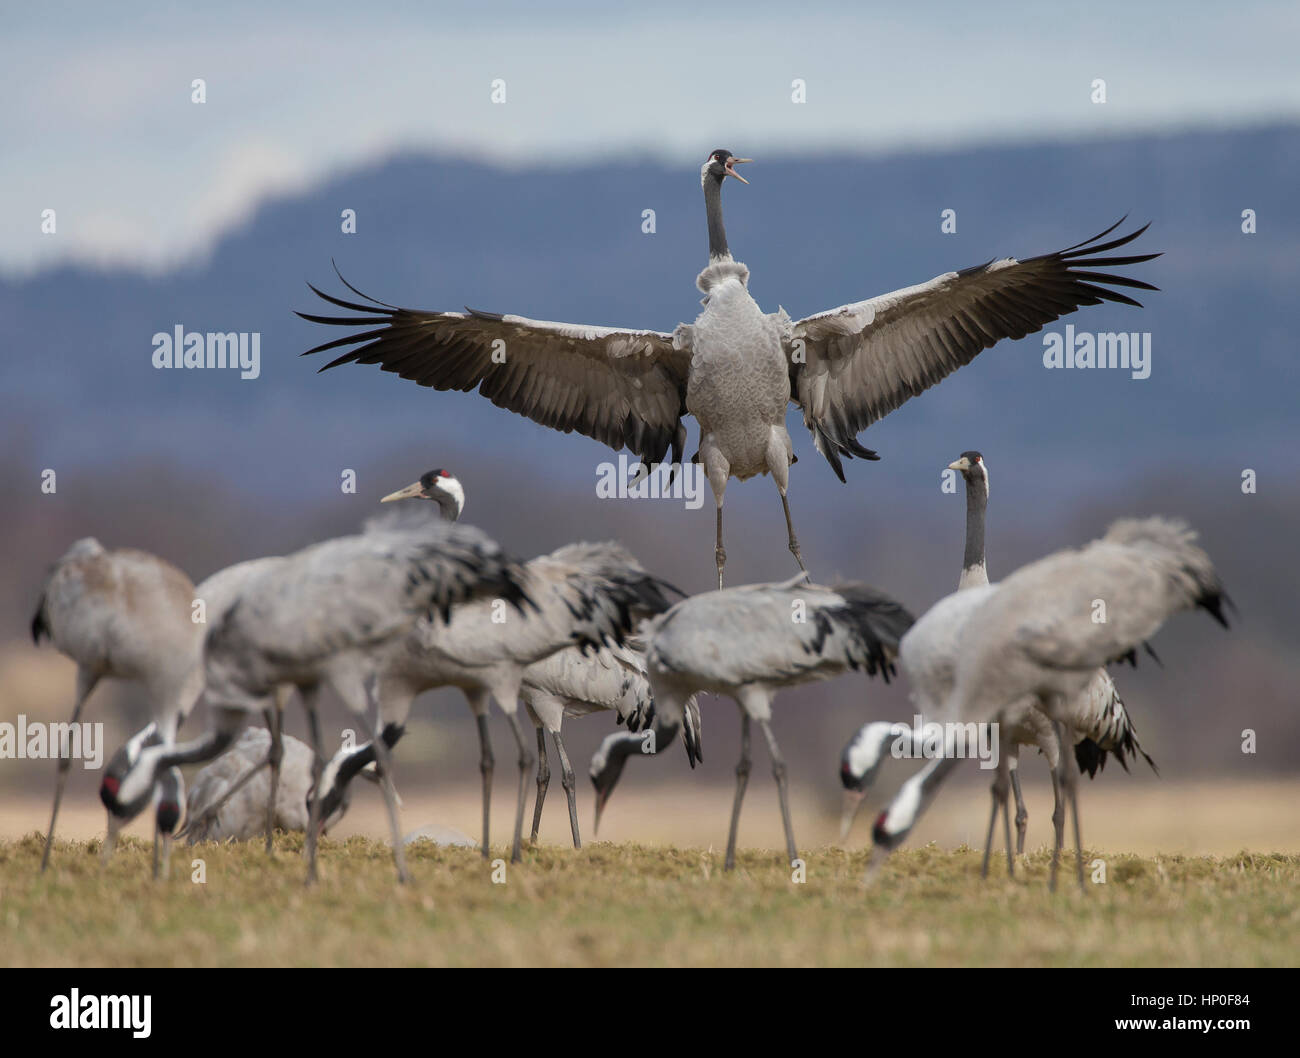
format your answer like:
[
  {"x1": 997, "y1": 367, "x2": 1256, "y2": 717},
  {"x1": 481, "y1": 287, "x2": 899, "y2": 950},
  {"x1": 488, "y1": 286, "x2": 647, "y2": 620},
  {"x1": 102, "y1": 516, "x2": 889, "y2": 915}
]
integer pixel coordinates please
[
  {"x1": 100, "y1": 722, "x2": 166, "y2": 822},
  {"x1": 307, "y1": 724, "x2": 406, "y2": 836},
  {"x1": 947, "y1": 451, "x2": 990, "y2": 496},
  {"x1": 589, "y1": 732, "x2": 632, "y2": 837},
  {"x1": 155, "y1": 767, "x2": 185, "y2": 836},
  {"x1": 701, "y1": 148, "x2": 751, "y2": 187},
  {"x1": 380, "y1": 468, "x2": 465, "y2": 522},
  {"x1": 838, "y1": 721, "x2": 906, "y2": 841}
]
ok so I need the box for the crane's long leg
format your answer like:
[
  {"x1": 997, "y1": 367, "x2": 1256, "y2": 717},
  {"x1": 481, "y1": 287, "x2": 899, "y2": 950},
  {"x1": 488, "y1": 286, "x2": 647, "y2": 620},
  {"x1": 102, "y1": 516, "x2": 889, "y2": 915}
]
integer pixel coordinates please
[
  {"x1": 1059, "y1": 721, "x2": 1086, "y2": 893},
  {"x1": 529, "y1": 726, "x2": 549, "y2": 846},
  {"x1": 265, "y1": 704, "x2": 283, "y2": 853},
  {"x1": 724, "y1": 714, "x2": 752, "y2": 871},
  {"x1": 980, "y1": 783, "x2": 1000, "y2": 879},
  {"x1": 503, "y1": 709, "x2": 535, "y2": 864},
  {"x1": 759, "y1": 720, "x2": 798, "y2": 867},
  {"x1": 981, "y1": 731, "x2": 1016, "y2": 880},
  {"x1": 473, "y1": 705, "x2": 494, "y2": 860},
  {"x1": 1048, "y1": 763, "x2": 1065, "y2": 890},
  {"x1": 715, "y1": 506, "x2": 726, "y2": 590},
  {"x1": 1048, "y1": 718, "x2": 1087, "y2": 894},
  {"x1": 41, "y1": 668, "x2": 99, "y2": 873},
  {"x1": 1010, "y1": 766, "x2": 1028, "y2": 856},
  {"x1": 303, "y1": 693, "x2": 325, "y2": 886},
  {"x1": 778, "y1": 490, "x2": 809, "y2": 576},
  {"x1": 1001, "y1": 782, "x2": 1016, "y2": 878},
  {"x1": 368, "y1": 721, "x2": 409, "y2": 885},
  {"x1": 551, "y1": 728, "x2": 582, "y2": 850}
]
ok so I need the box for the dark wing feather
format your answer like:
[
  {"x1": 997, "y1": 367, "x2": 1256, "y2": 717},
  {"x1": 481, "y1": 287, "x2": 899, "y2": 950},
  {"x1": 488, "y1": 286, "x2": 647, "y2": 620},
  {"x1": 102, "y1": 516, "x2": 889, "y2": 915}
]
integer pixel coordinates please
[
  {"x1": 299, "y1": 272, "x2": 691, "y2": 467},
  {"x1": 788, "y1": 220, "x2": 1160, "y2": 480}
]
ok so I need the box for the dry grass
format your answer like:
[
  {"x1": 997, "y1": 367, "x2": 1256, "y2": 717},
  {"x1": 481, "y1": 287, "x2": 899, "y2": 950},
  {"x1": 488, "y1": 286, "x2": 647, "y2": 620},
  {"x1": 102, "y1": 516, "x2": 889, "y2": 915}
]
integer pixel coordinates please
[{"x1": 2, "y1": 832, "x2": 1296, "y2": 968}]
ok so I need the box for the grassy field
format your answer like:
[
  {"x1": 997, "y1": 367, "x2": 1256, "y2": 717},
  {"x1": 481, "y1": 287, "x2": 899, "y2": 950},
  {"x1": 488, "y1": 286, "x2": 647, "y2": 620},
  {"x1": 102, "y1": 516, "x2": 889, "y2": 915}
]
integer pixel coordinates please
[{"x1": 3, "y1": 832, "x2": 1297, "y2": 967}]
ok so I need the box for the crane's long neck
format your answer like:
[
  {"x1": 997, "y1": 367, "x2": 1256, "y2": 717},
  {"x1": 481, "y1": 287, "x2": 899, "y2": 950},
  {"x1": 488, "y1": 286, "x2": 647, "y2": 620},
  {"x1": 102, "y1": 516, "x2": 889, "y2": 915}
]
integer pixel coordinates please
[
  {"x1": 958, "y1": 477, "x2": 988, "y2": 589},
  {"x1": 703, "y1": 173, "x2": 730, "y2": 261}
]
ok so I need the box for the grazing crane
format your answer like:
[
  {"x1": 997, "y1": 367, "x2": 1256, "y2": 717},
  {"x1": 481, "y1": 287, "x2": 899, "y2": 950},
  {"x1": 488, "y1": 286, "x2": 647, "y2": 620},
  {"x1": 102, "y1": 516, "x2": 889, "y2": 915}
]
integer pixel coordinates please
[
  {"x1": 299, "y1": 149, "x2": 1158, "y2": 588},
  {"x1": 98, "y1": 723, "x2": 185, "y2": 878},
  {"x1": 312, "y1": 497, "x2": 680, "y2": 864},
  {"x1": 180, "y1": 727, "x2": 383, "y2": 842},
  {"x1": 868, "y1": 517, "x2": 1229, "y2": 891},
  {"x1": 30, "y1": 538, "x2": 203, "y2": 872},
  {"x1": 588, "y1": 693, "x2": 703, "y2": 839},
  {"x1": 639, "y1": 578, "x2": 914, "y2": 869},
  {"x1": 177, "y1": 557, "x2": 291, "y2": 851},
  {"x1": 519, "y1": 638, "x2": 702, "y2": 847},
  {"x1": 839, "y1": 453, "x2": 1155, "y2": 873},
  {"x1": 100, "y1": 520, "x2": 532, "y2": 884}
]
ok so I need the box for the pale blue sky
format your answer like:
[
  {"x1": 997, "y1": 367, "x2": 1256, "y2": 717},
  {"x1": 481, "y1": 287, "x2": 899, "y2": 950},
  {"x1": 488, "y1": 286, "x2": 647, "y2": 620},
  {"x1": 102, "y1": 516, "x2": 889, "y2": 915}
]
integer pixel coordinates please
[{"x1": 3, "y1": 1, "x2": 1297, "y2": 274}]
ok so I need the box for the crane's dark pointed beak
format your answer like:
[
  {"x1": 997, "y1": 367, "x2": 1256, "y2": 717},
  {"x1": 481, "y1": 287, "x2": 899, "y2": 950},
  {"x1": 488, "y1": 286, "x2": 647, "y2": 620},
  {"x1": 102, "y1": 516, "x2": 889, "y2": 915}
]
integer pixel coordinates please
[
  {"x1": 381, "y1": 480, "x2": 425, "y2": 503},
  {"x1": 840, "y1": 788, "x2": 866, "y2": 843}
]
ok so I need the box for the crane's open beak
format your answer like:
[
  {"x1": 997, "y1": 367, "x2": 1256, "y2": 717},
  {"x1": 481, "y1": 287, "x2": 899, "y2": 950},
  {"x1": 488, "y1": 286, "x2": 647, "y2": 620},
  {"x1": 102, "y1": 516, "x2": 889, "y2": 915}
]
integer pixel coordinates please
[
  {"x1": 381, "y1": 480, "x2": 425, "y2": 503},
  {"x1": 840, "y1": 788, "x2": 866, "y2": 842},
  {"x1": 725, "y1": 157, "x2": 752, "y2": 184}
]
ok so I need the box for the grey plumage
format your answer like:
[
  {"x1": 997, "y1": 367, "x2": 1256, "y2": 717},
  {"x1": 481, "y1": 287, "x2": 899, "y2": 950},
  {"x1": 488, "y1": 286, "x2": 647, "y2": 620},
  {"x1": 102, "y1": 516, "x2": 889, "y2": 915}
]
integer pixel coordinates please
[
  {"x1": 643, "y1": 577, "x2": 914, "y2": 869},
  {"x1": 520, "y1": 638, "x2": 702, "y2": 846},
  {"x1": 300, "y1": 151, "x2": 1157, "y2": 588},
  {"x1": 839, "y1": 452, "x2": 1156, "y2": 870},
  {"x1": 182, "y1": 727, "x2": 315, "y2": 842},
  {"x1": 869, "y1": 516, "x2": 1228, "y2": 891},
  {"x1": 100, "y1": 519, "x2": 529, "y2": 884},
  {"x1": 30, "y1": 538, "x2": 204, "y2": 874},
  {"x1": 336, "y1": 538, "x2": 680, "y2": 864}
]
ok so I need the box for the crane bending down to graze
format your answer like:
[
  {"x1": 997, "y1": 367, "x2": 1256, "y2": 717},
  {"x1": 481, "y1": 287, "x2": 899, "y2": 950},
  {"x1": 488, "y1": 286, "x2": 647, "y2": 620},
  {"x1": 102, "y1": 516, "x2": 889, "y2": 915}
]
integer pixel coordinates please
[
  {"x1": 98, "y1": 723, "x2": 185, "y2": 878},
  {"x1": 640, "y1": 578, "x2": 914, "y2": 869},
  {"x1": 100, "y1": 521, "x2": 532, "y2": 884},
  {"x1": 180, "y1": 727, "x2": 384, "y2": 842},
  {"x1": 31, "y1": 538, "x2": 204, "y2": 873},
  {"x1": 313, "y1": 520, "x2": 680, "y2": 864},
  {"x1": 868, "y1": 517, "x2": 1229, "y2": 891},
  {"x1": 300, "y1": 148, "x2": 1158, "y2": 588},
  {"x1": 520, "y1": 638, "x2": 702, "y2": 847},
  {"x1": 839, "y1": 452, "x2": 1155, "y2": 874}
]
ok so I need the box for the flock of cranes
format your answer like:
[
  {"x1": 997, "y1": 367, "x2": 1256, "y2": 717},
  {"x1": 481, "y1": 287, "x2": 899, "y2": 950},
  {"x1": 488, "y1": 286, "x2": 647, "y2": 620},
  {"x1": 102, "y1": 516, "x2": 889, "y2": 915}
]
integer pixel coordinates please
[{"x1": 27, "y1": 148, "x2": 1229, "y2": 894}]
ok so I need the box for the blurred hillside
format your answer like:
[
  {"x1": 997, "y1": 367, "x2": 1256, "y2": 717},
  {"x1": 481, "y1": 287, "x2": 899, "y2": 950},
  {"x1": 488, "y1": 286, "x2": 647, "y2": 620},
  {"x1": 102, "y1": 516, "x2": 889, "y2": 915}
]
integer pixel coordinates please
[{"x1": 2, "y1": 125, "x2": 1297, "y2": 792}]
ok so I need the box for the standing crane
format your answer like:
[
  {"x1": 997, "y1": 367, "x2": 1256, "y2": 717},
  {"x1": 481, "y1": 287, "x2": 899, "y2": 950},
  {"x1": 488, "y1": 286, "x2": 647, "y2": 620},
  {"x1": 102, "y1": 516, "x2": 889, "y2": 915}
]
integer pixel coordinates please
[
  {"x1": 839, "y1": 452, "x2": 1155, "y2": 872},
  {"x1": 300, "y1": 149, "x2": 1158, "y2": 588},
  {"x1": 867, "y1": 517, "x2": 1229, "y2": 891},
  {"x1": 176, "y1": 469, "x2": 467, "y2": 848},
  {"x1": 638, "y1": 578, "x2": 914, "y2": 869},
  {"x1": 99, "y1": 520, "x2": 533, "y2": 884},
  {"x1": 30, "y1": 538, "x2": 203, "y2": 873}
]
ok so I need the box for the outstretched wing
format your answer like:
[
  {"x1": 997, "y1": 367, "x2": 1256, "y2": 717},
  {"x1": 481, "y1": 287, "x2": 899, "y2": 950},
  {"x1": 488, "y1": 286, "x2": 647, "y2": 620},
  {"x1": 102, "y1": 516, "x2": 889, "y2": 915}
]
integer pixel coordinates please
[
  {"x1": 299, "y1": 272, "x2": 691, "y2": 467},
  {"x1": 788, "y1": 220, "x2": 1160, "y2": 480}
]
